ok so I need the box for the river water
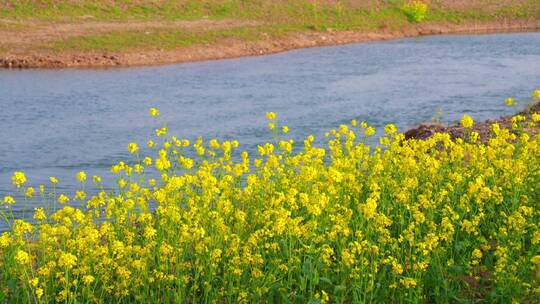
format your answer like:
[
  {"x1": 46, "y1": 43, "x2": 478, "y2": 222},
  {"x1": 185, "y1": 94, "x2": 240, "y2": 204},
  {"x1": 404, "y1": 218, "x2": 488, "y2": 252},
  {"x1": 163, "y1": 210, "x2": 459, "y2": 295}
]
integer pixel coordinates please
[{"x1": 1, "y1": 32, "x2": 539, "y2": 222}]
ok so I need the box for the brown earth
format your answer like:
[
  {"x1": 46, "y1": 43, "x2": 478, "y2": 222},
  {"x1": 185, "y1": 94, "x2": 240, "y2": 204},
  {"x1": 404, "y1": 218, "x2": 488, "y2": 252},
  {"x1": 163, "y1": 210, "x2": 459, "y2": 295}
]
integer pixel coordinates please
[
  {"x1": 404, "y1": 102, "x2": 540, "y2": 142},
  {"x1": 0, "y1": 18, "x2": 539, "y2": 69}
]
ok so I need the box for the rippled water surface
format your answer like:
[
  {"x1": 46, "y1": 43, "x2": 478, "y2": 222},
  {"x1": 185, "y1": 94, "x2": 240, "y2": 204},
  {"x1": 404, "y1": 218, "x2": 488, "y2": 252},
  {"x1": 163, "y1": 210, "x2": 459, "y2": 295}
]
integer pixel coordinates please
[{"x1": 1, "y1": 33, "x2": 539, "y2": 221}]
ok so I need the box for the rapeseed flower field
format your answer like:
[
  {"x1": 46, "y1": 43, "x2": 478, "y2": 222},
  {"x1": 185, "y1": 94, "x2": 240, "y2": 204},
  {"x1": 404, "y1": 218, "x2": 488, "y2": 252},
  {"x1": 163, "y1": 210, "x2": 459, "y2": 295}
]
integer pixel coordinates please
[{"x1": 1, "y1": 94, "x2": 540, "y2": 303}]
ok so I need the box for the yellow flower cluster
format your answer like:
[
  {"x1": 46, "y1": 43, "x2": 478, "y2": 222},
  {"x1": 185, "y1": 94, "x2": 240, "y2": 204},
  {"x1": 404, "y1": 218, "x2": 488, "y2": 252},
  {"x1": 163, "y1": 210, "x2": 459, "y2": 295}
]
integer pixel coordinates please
[
  {"x1": 1, "y1": 103, "x2": 539, "y2": 303},
  {"x1": 11, "y1": 171, "x2": 26, "y2": 188},
  {"x1": 506, "y1": 97, "x2": 514, "y2": 106},
  {"x1": 534, "y1": 90, "x2": 540, "y2": 100},
  {"x1": 461, "y1": 114, "x2": 474, "y2": 129}
]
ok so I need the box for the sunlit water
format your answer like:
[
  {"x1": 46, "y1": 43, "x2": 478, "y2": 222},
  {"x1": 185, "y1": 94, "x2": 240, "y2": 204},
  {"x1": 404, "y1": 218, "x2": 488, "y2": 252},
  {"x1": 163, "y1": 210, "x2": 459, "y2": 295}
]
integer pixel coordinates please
[{"x1": 1, "y1": 32, "x2": 539, "y2": 226}]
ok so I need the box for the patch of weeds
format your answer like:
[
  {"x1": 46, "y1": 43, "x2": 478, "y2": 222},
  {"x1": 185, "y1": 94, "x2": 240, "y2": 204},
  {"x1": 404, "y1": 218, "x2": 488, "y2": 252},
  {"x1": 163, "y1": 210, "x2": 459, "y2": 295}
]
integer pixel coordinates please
[{"x1": 402, "y1": 0, "x2": 428, "y2": 23}]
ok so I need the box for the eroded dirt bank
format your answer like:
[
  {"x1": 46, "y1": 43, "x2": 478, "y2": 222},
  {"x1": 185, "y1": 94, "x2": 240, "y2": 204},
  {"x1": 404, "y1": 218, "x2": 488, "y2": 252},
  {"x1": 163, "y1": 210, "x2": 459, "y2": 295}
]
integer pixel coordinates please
[{"x1": 1, "y1": 19, "x2": 539, "y2": 69}]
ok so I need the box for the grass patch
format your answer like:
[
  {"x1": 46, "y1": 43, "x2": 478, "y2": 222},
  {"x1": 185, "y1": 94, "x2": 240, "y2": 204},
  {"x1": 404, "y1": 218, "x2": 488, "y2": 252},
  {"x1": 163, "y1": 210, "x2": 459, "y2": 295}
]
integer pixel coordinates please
[
  {"x1": 50, "y1": 25, "x2": 300, "y2": 52},
  {"x1": 2, "y1": 0, "x2": 538, "y2": 22},
  {"x1": 1, "y1": 1, "x2": 539, "y2": 57},
  {"x1": 43, "y1": 5, "x2": 412, "y2": 54}
]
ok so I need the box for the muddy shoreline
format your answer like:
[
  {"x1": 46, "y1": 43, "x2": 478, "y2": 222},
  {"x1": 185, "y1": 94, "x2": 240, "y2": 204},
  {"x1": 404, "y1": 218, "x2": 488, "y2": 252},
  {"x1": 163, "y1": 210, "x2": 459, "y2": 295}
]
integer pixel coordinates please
[{"x1": 1, "y1": 19, "x2": 539, "y2": 69}]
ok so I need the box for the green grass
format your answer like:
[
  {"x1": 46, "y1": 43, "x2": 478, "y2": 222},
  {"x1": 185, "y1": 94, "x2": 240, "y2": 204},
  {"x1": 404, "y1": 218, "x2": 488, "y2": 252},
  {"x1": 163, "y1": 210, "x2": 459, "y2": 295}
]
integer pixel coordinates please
[
  {"x1": 50, "y1": 25, "x2": 300, "y2": 52},
  {"x1": 2, "y1": 0, "x2": 540, "y2": 55},
  {"x1": 1, "y1": 0, "x2": 361, "y2": 22},
  {"x1": 3, "y1": 0, "x2": 538, "y2": 23},
  {"x1": 47, "y1": 5, "x2": 413, "y2": 53}
]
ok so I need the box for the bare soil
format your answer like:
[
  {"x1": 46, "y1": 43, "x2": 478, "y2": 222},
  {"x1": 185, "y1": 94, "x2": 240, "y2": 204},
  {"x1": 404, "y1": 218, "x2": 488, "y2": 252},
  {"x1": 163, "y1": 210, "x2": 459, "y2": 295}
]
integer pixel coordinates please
[{"x1": 1, "y1": 18, "x2": 539, "y2": 68}]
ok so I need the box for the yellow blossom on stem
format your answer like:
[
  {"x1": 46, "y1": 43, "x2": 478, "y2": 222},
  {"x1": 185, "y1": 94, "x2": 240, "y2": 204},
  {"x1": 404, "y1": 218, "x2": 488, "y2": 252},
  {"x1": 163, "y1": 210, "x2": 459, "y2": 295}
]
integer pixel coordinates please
[
  {"x1": 58, "y1": 252, "x2": 77, "y2": 269},
  {"x1": 25, "y1": 187, "x2": 34, "y2": 198},
  {"x1": 384, "y1": 124, "x2": 398, "y2": 135},
  {"x1": 15, "y1": 250, "x2": 30, "y2": 265},
  {"x1": 33, "y1": 208, "x2": 47, "y2": 221},
  {"x1": 11, "y1": 171, "x2": 26, "y2": 188},
  {"x1": 149, "y1": 107, "x2": 160, "y2": 117},
  {"x1": 533, "y1": 90, "x2": 540, "y2": 100},
  {"x1": 83, "y1": 275, "x2": 95, "y2": 285},
  {"x1": 35, "y1": 288, "x2": 43, "y2": 300},
  {"x1": 461, "y1": 114, "x2": 474, "y2": 129},
  {"x1": 76, "y1": 171, "x2": 87, "y2": 183},
  {"x1": 3, "y1": 195, "x2": 15, "y2": 205},
  {"x1": 155, "y1": 127, "x2": 168, "y2": 137},
  {"x1": 266, "y1": 112, "x2": 276, "y2": 120},
  {"x1": 58, "y1": 194, "x2": 69, "y2": 205},
  {"x1": 365, "y1": 127, "x2": 376, "y2": 137},
  {"x1": 128, "y1": 142, "x2": 139, "y2": 154}
]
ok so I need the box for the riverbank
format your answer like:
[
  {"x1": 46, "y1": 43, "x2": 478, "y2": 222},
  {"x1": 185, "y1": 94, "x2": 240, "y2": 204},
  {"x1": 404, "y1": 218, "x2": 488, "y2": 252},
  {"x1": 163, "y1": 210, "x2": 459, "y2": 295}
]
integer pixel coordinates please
[
  {"x1": 1, "y1": 0, "x2": 540, "y2": 68},
  {"x1": 1, "y1": 20, "x2": 539, "y2": 69},
  {"x1": 405, "y1": 101, "x2": 540, "y2": 142}
]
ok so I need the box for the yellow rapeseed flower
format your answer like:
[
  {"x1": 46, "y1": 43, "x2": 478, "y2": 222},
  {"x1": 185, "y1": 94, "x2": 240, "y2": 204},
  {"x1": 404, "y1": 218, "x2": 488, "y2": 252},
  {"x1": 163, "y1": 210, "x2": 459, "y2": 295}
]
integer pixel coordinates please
[
  {"x1": 471, "y1": 249, "x2": 483, "y2": 265},
  {"x1": 25, "y1": 187, "x2": 34, "y2": 198},
  {"x1": 128, "y1": 142, "x2": 139, "y2": 154},
  {"x1": 15, "y1": 250, "x2": 30, "y2": 265},
  {"x1": 33, "y1": 208, "x2": 47, "y2": 221},
  {"x1": 49, "y1": 176, "x2": 58, "y2": 184},
  {"x1": 75, "y1": 191, "x2": 86, "y2": 201},
  {"x1": 266, "y1": 112, "x2": 276, "y2": 120},
  {"x1": 365, "y1": 127, "x2": 376, "y2": 137},
  {"x1": 282, "y1": 125, "x2": 289, "y2": 134},
  {"x1": 58, "y1": 252, "x2": 77, "y2": 269},
  {"x1": 461, "y1": 114, "x2": 474, "y2": 129},
  {"x1": 3, "y1": 195, "x2": 15, "y2": 205},
  {"x1": 76, "y1": 171, "x2": 87, "y2": 183},
  {"x1": 533, "y1": 90, "x2": 540, "y2": 100},
  {"x1": 384, "y1": 124, "x2": 398, "y2": 135},
  {"x1": 149, "y1": 107, "x2": 160, "y2": 117},
  {"x1": 155, "y1": 127, "x2": 168, "y2": 137},
  {"x1": 11, "y1": 171, "x2": 26, "y2": 188},
  {"x1": 35, "y1": 288, "x2": 43, "y2": 300},
  {"x1": 209, "y1": 139, "x2": 220, "y2": 149},
  {"x1": 58, "y1": 194, "x2": 69, "y2": 205},
  {"x1": 505, "y1": 98, "x2": 514, "y2": 106},
  {"x1": 0, "y1": 232, "x2": 11, "y2": 248},
  {"x1": 83, "y1": 275, "x2": 95, "y2": 285}
]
